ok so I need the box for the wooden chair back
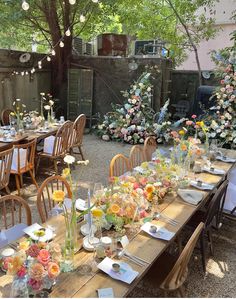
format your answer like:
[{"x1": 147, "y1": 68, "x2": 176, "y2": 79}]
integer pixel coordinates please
[
  {"x1": 52, "y1": 120, "x2": 73, "y2": 157},
  {"x1": 0, "y1": 148, "x2": 13, "y2": 190},
  {"x1": 37, "y1": 175, "x2": 72, "y2": 223},
  {"x1": 144, "y1": 136, "x2": 157, "y2": 161},
  {"x1": 0, "y1": 195, "x2": 32, "y2": 229},
  {"x1": 129, "y1": 145, "x2": 145, "y2": 169},
  {"x1": 71, "y1": 114, "x2": 86, "y2": 148},
  {"x1": 206, "y1": 180, "x2": 228, "y2": 229},
  {"x1": 109, "y1": 154, "x2": 130, "y2": 178},
  {"x1": 1, "y1": 109, "x2": 13, "y2": 126},
  {"x1": 161, "y1": 222, "x2": 204, "y2": 290},
  {"x1": 12, "y1": 139, "x2": 36, "y2": 173}
]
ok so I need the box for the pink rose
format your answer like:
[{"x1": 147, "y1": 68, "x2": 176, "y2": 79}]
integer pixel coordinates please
[
  {"x1": 191, "y1": 114, "x2": 197, "y2": 119},
  {"x1": 186, "y1": 120, "x2": 193, "y2": 126}
]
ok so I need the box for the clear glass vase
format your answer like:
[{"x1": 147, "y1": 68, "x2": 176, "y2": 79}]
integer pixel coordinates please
[{"x1": 10, "y1": 276, "x2": 29, "y2": 298}]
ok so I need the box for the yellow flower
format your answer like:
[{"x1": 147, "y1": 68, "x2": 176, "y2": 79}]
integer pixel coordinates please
[
  {"x1": 145, "y1": 184, "x2": 155, "y2": 194},
  {"x1": 62, "y1": 168, "x2": 70, "y2": 178},
  {"x1": 52, "y1": 190, "x2": 65, "y2": 203},
  {"x1": 146, "y1": 193, "x2": 154, "y2": 202},
  {"x1": 178, "y1": 130, "x2": 185, "y2": 136},
  {"x1": 110, "y1": 204, "x2": 120, "y2": 214},
  {"x1": 18, "y1": 241, "x2": 30, "y2": 251},
  {"x1": 196, "y1": 121, "x2": 204, "y2": 127},
  {"x1": 34, "y1": 229, "x2": 46, "y2": 237},
  {"x1": 92, "y1": 208, "x2": 103, "y2": 218},
  {"x1": 10, "y1": 112, "x2": 15, "y2": 116}
]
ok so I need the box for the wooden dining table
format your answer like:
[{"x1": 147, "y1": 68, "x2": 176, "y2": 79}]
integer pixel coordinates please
[
  {"x1": 0, "y1": 148, "x2": 235, "y2": 298},
  {"x1": 0, "y1": 126, "x2": 59, "y2": 152}
]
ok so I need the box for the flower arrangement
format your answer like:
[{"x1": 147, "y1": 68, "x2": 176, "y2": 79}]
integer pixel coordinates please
[
  {"x1": 10, "y1": 98, "x2": 26, "y2": 132},
  {"x1": 95, "y1": 66, "x2": 160, "y2": 144},
  {"x1": 4, "y1": 241, "x2": 61, "y2": 296},
  {"x1": 40, "y1": 92, "x2": 54, "y2": 123}
]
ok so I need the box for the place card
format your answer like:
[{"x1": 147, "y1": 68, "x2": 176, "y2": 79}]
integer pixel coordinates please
[
  {"x1": 141, "y1": 222, "x2": 175, "y2": 241},
  {"x1": 97, "y1": 288, "x2": 114, "y2": 298},
  {"x1": 97, "y1": 257, "x2": 139, "y2": 284}
]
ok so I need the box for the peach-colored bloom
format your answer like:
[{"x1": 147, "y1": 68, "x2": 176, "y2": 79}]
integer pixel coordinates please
[
  {"x1": 37, "y1": 249, "x2": 50, "y2": 266},
  {"x1": 29, "y1": 263, "x2": 45, "y2": 281},
  {"x1": 145, "y1": 184, "x2": 155, "y2": 194},
  {"x1": 18, "y1": 241, "x2": 30, "y2": 251},
  {"x1": 7, "y1": 256, "x2": 24, "y2": 275},
  {"x1": 47, "y1": 262, "x2": 60, "y2": 279}
]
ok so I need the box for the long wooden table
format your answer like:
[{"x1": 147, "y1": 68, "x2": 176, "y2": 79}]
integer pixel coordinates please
[
  {"x1": 0, "y1": 149, "x2": 235, "y2": 298},
  {"x1": 0, "y1": 126, "x2": 59, "y2": 152}
]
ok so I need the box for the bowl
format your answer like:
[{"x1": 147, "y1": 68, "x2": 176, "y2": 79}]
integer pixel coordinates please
[
  {"x1": 197, "y1": 180, "x2": 203, "y2": 187},
  {"x1": 112, "y1": 263, "x2": 120, "y2": 272},
  {"x1": 149, "y1": 225, "x2": 157, "y2": 233}
]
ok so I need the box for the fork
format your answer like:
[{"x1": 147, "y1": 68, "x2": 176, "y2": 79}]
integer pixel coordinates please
[{"x1": 154, "y1": 213, "x2": 178, "y2": 226}]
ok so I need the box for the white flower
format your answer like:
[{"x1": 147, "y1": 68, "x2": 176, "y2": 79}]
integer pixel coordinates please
[
  {"x1": 133, "y1": 85, "x2": 137, "y2": 90},
  {"x1": 210, "y1": 132, "x2": 216, "y2": 138},
  {"x1": 102, "y1": 134, "x2": 110, "y2": 141},
  {"x1": 49, "y1": 100, "x2": 54, "y2": 106},
  {"x1": 147, "y1": 87, "x2": 151, "y2": 92},
  {"x1": 40, "y1": 92, "x2": 45, "y2": 96},
  {"x1": 44, "y1": 105, "x2": 50, "y2": 110},
  {"x1": 131, "y1": 99, "x2": 137, "y2": 104},
  {"x1": 126, "y1": 114, "x2": 130, "y2": 119},
  {"x1": 64, "y1": 155, "x2": 75, "y2": 164},
  {"x1": 220, "y1": 132, "x2": 226, "y2": 138},
  {"x1": 77, "y1": 159, "x2": 89, "y2": 165},
  {"x1": 139, "y1": 83, "x2": 144, "y2": 88}
]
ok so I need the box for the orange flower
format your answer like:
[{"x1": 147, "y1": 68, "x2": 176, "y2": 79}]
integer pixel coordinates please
[
  {"x1": 37, "y1": 249, "x2": 50, "y2": 266},
  {"x1": 29, "y1": 263, "x2": 45, "y2": 281},
  {"x1": 7, "y1": 256, "x2": 24, "y2": 275},
  {"x1": 146, "y1": 192, "x2": 154, "y2": 202},
  {"x1": 110, "y1": 204, "x2": 120, "y2": 214},
  {"x1": 181, "y1": 144, "x2": 187, "y2": 151},
  {"x1": 47, "y1": 262, "x2": 60, "y2": 279},
  {"x1": 52, "y1": 190, "x2": 65, "y2": 203},
  {"x1": 145, "y1": 184, "x2": 155, "y2": 194}
]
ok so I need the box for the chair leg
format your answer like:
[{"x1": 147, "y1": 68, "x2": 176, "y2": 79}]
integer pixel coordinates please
[
  {"x1": 53, "y1": 160, "x2": 58, "y2": 175},
  {"x1": 29, "y1": 170, "x2": 39, "y2": 189},
  {"x1": 178, "y1": 285, "x2": 185, "y2": 297},
  {"x1": 78, "y1": 146, "x2": 85, "y2": 160},
  {"x1": 15, "y1": 175, "x2": 21, "y2": 195},
  {"x1": 207, "y1": 229, "x2": 214, "y2": 256},
  {"x1": 19, "y1": 174, "x2": 23, "y2": 188},
  {"x1": 5, "y1": 186, "x2": 10, "y2": 194},
  {"x1": 200, "y1": 231, "x2": 206, "y2": 274}
]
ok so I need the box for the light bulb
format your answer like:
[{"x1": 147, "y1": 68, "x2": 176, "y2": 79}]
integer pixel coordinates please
[
  {"x1": 47, "y1": 56, "x2": 51, "y2": 61},
  {"x1": 59, "y1": 41, "x2": 64, "y2": 47},
  {"x1": 21, "y1": 71, "x2": 25, "y2": 76},
  {"x1": 51, "y1": 49, "x2": 56, "y2": 56},
  {"x1": 31, "y1": 68, "x2": 35, "y2": 74},
  {"x1": 22, "y1": 0, "x2": 29, "y2": 11},
  {"x1": 65, "y1": 29, "x2": 71, "y2": 36},
  {"x1": 38, "y1": 61, "x2": 42, "y2": 69},
  {"x1": 92, "y1": 0, "x2": 98, "y2": 2},
  {"x1": 15, "y1": 72, "x2": 19, "y2": 75},
  {"x1": 80, "y1": 14, "x2": 86, "y2": 22},
  {"x1": 25, "y1": 71, "x2": 29, "y2": 75},
  {"x1": 69, "y1": 0, "x2": 76, "y2": 4}
]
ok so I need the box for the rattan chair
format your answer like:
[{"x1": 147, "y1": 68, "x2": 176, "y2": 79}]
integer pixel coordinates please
[
  {"x1": 37, "y1": 120, "x2": 73, "y2": 174},
  {"x1": 141, "y1": 222, "x2": 204, "y2": 297},
  {"x1": 129, "y1": 145, "x2": 145, "y2": 169},
  {"x1": 0, "y1": 148, "x2": 13, "y2": 194},
  {"x1": 70, "y1": 114, "x2": 86, "y2": 160},
  {"x1": 109, "y1": 154, "x2": 131, "y2": 178},
  {"x1": 186, "y1": 180, "x2": 228, "y2": 273},
  {"x1": 144, "y1": 136, "x2": 157, "y2": 161},
  {"x1": 0, "y1": 195, "x2": 32, "y2": 229},
  {"x1": 10, "y1": 139, "x2": 38, "y2": 195},
  {"x1": 37, "y1": 175, "x2": 72, "y2": 223},
  {"x1": 1, "y1": 109, "x2": 13, "y2": 126}
]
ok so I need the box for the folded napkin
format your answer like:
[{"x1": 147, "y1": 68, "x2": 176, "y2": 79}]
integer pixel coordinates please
[
  {"x1": 0, "y1": 223, "x2": 27, "y2": 249},
  {"x1": 190, "y1": 180, "x2": 214, "y2": 190},
  {"x1": 141, "y1": 222, "x2": 175, "y2": 241},
  {"x1": 216, "y1": 156, "x2": 236, "y2": 163},
  {"x1": 203, "y1": 166, "x2": 225, "y2": 175},
  {"x1": 23, "y1": 223, "x2": 54, "y2": 242},
  {"x1": 177, "y1": 189, "x2": 204, "y2": 205},
  {"x1": 43, "y1": 135, "x2": 55, "y2": 155},
  {"x1": 97, "y1": 257, "x2": 139, "y2": 284},
  {"x1": 0, "y1": 137, "x2": 13, "y2": 143},
  {"x1": 11, "y1": 148, "x2": 28, "y2": 171}
]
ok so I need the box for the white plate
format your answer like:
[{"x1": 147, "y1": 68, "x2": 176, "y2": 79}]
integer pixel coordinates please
[
  {"x1": 177, "y1": 189, "x2": 204, "y2": 205},
  {"x1": 75, "y1": 198, "x2": 88, "y2": 211},
  {"x1": 141, "y1": 222, "x2": 175, "y2": 241},
  {"x1": 190, "y1": 180, "x2": 214, "y2": 190},
  {"x1": 83, "y1": 235, "x2": 100, "y2": 251},
  {"x1": 216, "y1": 156, "x2": 236, "y2": 163},
  {"x1": 23, "y1": 223, "x2": 54, "y2": 242},
  {"x1": 203, "y1": 166, "x2": 225, "y2": 175}
]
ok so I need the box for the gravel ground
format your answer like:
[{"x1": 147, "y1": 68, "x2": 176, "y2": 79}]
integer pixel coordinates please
[{"x1": 4, "y1": 133, "x2": 236, "y2": 298}]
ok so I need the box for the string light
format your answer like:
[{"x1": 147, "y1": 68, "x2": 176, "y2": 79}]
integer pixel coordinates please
[
  {"x1": 38, "y1": 61, "x2": 42, "y2": 69},
  {"x1": 69, "y1": 0, "x2": 76, "y2": 4},
  {"x1": 22, "y1": 0, "x2": 29, "y2": 11},
  {"x1": 92, "y1": 0, "x2": 99, "y2": 2},
  {"x1": 59, "y1": 41, "x2": 65, "y2": 48},
  {"x1": 51, "y1": 49, "x2": 56, "y2": 56},
  {"x1": 21, "y1": 71, "x2": 25, "y2": 76},
  {"x1": 25, "y1": 71, "x2": 29, "y2": 75},
  {"x1": 80, "y1": 15, "x2": 86, "y2": 22},
  {"x1": 65, "y1": 29, "x2": 71, "y2": 36},
  {"x1": 31, "y1": 68, "x2": 35, "y2": 74},
  {"x1": 47, "y1": 56, "x2": 51, "y2": 61}
]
